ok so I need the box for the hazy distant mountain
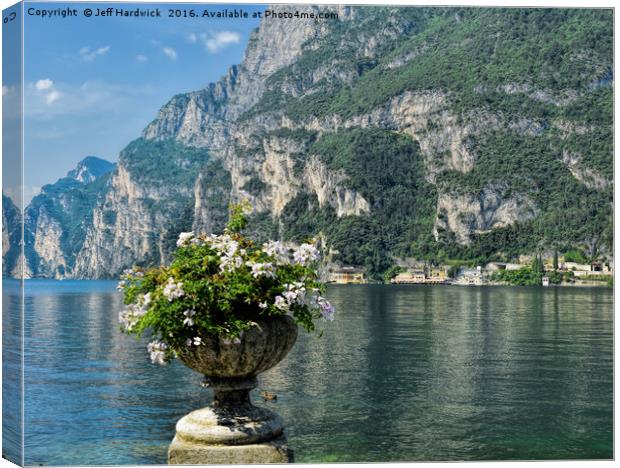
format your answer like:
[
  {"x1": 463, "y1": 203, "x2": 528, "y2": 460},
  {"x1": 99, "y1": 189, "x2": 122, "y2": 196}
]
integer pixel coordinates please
[{"x1": 22, "y1": 156, "x2": 115, "y2": 278}]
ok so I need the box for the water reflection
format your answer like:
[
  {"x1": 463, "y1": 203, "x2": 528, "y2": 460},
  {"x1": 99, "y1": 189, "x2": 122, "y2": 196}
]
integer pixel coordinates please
[{"x1": 4, "y1": 280, "x2": 612, "y2": 464}]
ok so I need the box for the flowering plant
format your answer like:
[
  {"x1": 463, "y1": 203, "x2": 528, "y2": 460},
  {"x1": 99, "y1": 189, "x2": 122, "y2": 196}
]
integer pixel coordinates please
[{"x1": 118, "y1": 203, "x2": 334, "y2": 365}]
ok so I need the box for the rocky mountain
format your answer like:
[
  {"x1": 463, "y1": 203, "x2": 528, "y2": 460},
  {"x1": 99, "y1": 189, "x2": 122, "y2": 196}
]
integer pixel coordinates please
[
  {"x1": 67, "y1": 156, "x2": 115, "y2": 184},
  {"x1": 2, "y1": 194, "x2": 23, "y2": 277},
  {"x1": 22, "y1": 156, "x2": 115, "y2": 278},
  {"x1": 14, "y1": 5, "x2": 613, "y2": 279}
]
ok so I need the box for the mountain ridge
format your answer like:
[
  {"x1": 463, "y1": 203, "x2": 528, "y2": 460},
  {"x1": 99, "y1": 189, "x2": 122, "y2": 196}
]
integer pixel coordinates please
[{"x1": 8, "y1": 5, "x2": 613, "y2": 279}]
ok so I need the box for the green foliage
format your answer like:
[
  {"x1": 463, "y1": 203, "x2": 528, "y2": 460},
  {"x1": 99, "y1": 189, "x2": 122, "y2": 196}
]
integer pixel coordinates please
[
  {"x1": 491, "y1": 257, "x2": 574, "y2": 286},
  {"x1": 579, "y1": 274, "x2": 613, "y2": 285},
  {"x1": 434, "y1": 128, "x2": 612, "y2": 256},
  {"x1": 280, "y1": 192, "x2": 337, "y2": 244},
  {"x1": 120, "y1": 138, "x2": 208, "y2": 185},
  {"x1": 383, "y1": 265, "x2": 405, "y2": 283},
  {"x1": 226, "y1": 201, "x2": 251, "y2": 232},
  {"x1": 118, "y1": 206, "x2": 334, "y2": 363},
  {"x1": 246, "y1": 8, "x2": 612, "y2": 123},
  {"x1": 563, "y1": 249, "x2": 589, "y2": 264},
  {"x1": 242, "y1": 176, "x2": 267, "y2": 196},
  {"x1": 102, "y1": 210, "x2": 116, "y2": 225},
  {"x1": 545, "y1": 270, "x2": 573, "y2": 284},
  {"x1": 491, "y1": 267, "x2": 542, "y2": 286},
  {"x1": 236, "y1": 7, "x2": 612, "y2": 269},
  {"x1": 278, "y1": 128, "x2": 437, "y2": 279}
]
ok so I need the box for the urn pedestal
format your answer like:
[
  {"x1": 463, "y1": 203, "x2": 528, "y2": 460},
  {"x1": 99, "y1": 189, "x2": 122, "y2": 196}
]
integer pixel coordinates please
[{"x1": 168, "y1": 316, "x2": 298, "y2": 465}]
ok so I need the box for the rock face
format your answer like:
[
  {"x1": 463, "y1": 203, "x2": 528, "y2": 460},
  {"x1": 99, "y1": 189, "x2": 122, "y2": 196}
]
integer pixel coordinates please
[
  {"x1": 67, "y1": 156, "x2": 116, "y2": 184},
  {"x1": 2, "y1": 194, "x2": 22, "y2": 277},
  {"x1": 21, "y1": 156, "x2": 115, "y2": 278},
  {"x1": 142, "y1": 4, "x2": 339, "y2": 149},
  {"x1": 9, "y1": 6, "x2": 613, "y2": 278},
  {"x1": 73, "y1": 140, "x2": 223, "y2": 278},
  {"x1": 434, "y1": 186, "x2": 539, "y2": 245}
]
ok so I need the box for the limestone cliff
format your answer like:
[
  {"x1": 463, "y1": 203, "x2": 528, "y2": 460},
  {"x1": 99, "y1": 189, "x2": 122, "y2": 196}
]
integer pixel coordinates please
[
  {"x1": 22, "y1": 156, "x2": 115, "y2": 278},
  {"x1": 2, "y1": 194, "x2": 22, "y2": 277},
  {"x1": 21, "y1": 6, "x2": 613, "y2": 278}
]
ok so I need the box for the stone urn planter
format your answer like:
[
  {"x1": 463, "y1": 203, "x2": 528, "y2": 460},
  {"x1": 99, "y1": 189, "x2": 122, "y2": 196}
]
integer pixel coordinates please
[{"x1": 168, "y1": 315, "x2": 298, "y2": 465}]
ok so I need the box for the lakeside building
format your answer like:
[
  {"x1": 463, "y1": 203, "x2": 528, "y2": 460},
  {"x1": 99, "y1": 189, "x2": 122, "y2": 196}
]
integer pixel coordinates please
[
  {"x1": 452, "y1": 266, "x2": 485, "y2": 285},
  {"x1": 391, "y1": 267, "x2": 449, "y2": 284},
  {"x1": 561, "y1": 262, "x2": 592, "y2": 272},
  {"x1": 485, "y1": 262, "x2": 524, "y2": 271},
  {"x1": 392, "y1": 270, "x2": 426, "y2": 284},
  {"x1": 328, "y1": 266, "x2": 366, "y2": 284},
  {"x1": 559, "y1": 261, "x2": 613, "y2": 277}
]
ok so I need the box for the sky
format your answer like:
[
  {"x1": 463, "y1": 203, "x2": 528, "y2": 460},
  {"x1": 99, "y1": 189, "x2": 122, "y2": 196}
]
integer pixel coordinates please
[{"x1": 20, "y1": 2, "x2": 264, "y2": 204}]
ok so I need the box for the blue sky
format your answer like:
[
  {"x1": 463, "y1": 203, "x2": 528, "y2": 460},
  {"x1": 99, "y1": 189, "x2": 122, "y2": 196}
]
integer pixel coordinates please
[{"x1": 21, "y1": 2, "x2": 264, "y2": 203}]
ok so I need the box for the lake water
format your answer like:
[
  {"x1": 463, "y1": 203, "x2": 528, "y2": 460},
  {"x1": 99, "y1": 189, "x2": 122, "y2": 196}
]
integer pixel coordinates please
[{"x1": 2, "y1": 280, "x2": 613, "y2": 464}]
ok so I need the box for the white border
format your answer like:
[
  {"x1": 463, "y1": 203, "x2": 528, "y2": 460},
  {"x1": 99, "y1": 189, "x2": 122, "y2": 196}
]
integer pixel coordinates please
[{"x1": 0, "y1": 1, "x2": 616, "y2": 468}]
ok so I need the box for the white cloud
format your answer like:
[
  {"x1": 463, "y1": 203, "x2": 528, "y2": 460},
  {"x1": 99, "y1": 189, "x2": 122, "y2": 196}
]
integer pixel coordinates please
[
  {"x1": 162, "y1": 47, "x2": 177, "y2": 60},
  {"x1": 46, "y1": 90, "x2": 61, "y2": 105},
  {"x1": 24, "y1": 79, "x2": 153, "y2": 119},
  {"x1": 35, "y1": 78, "x2": 54, "y2": 91},
  {"x1": 2, "y1": 85, "x2": 11, "y2": 96},
  {"x1": 79, "y1": 46, "x2": 110, "y2": 62},
  {"x1": 203, "y1": 31, "x2": 240, "y2": 53},
  {"x1": 187, "y1": 33, "x2": 198, "y2": 44},
  {"x1": 32, "y1": 79, "x2": 62, "y2": 106},
  {"x1": 136, "y1": 54, "x2": 148, "y2": 63}
]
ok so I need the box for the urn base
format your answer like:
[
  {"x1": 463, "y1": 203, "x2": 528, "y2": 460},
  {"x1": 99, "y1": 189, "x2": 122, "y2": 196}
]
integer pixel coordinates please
[
  {"x1": 168, "y1": 434, "x2": 293, "y2": 465},
  {"x1": 167, "y1": 400, "x2": 294, "y2": 464},
  {"x1": 168, "y1": 317, "x2": 298, "y2": 464}
]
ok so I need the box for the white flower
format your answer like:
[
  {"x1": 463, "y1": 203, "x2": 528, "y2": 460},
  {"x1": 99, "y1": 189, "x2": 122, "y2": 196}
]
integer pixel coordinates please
[
  {"x1": 282, "y1": 283, "x2": 306, "y2": 306},
  {"x1": 147, "y1": 340, "x2": 168, "y2": 365},
  {"x1": 247, "y1": 261, "x2": 276, "y2": 279},
  {"x1": 304, "y1": 290, "x2": 335, "y2": 321},
  {"x1": 177, "y1": 231, "x2": 195, "y2": 247},
  {"x1": 210, "y1": 234, "x2": 239, "y2": 258},
  {"x1": 190, "y1": 237, "x2": 204, "y2": 246},
  {"x1": 317, "y1": 296, "x2": 335, "y2": 321},
  {"x1": 274, "y1": 295, "x2": 289, "y2": 311},
  {"x1": 119, "y1": 303, "x2": 148, "y2": 331},
  {"x1": 263, "y1": 241, "x2": 290, "y2": 265},
  {"x1": 142, "y1": 292, "x2": 152, "y2": 307},
  {"x1": 219, "y1": 252, "x2": 245, "y2": 273},
  {"x1": 293, "y1": 243, "x2": 320, "y2": 266},
  {"x1": 193, "y1": 337, "x2": 203, "y2": 346},
  {"x1": 183, "y1": 309, "x2": 196, "y2": 327},
  {"x1": 163, "y1": 278, "x2": 184, "y2": 301},
  {"x1": 259, "y1": 302, "x2": 268, "y2": 309},
  {"x1": 283, "y1": 290, "x2": 297, "y2": 303}
]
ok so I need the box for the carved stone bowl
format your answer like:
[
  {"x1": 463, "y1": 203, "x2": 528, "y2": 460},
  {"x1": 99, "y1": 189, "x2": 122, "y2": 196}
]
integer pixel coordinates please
[{"x1": 177, "y1": 315, "x2": 298, "y2": 382}]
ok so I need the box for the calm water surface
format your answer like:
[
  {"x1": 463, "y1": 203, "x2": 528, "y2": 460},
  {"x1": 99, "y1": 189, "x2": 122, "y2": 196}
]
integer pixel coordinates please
[{"x1": 3, "y1": 280, "x2": 613, "y2": 464}]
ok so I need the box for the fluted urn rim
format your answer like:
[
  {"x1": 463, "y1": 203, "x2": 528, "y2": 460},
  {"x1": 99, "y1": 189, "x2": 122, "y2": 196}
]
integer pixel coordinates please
[{"x1": 176, "y1": 314, "x2": 298, "y2": 380}]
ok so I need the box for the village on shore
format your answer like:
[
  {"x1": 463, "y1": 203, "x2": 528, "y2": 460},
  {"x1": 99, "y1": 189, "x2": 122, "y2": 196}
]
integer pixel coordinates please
[{"x1": 327, "y1": 256, "x2": 614, "y2": 287}]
